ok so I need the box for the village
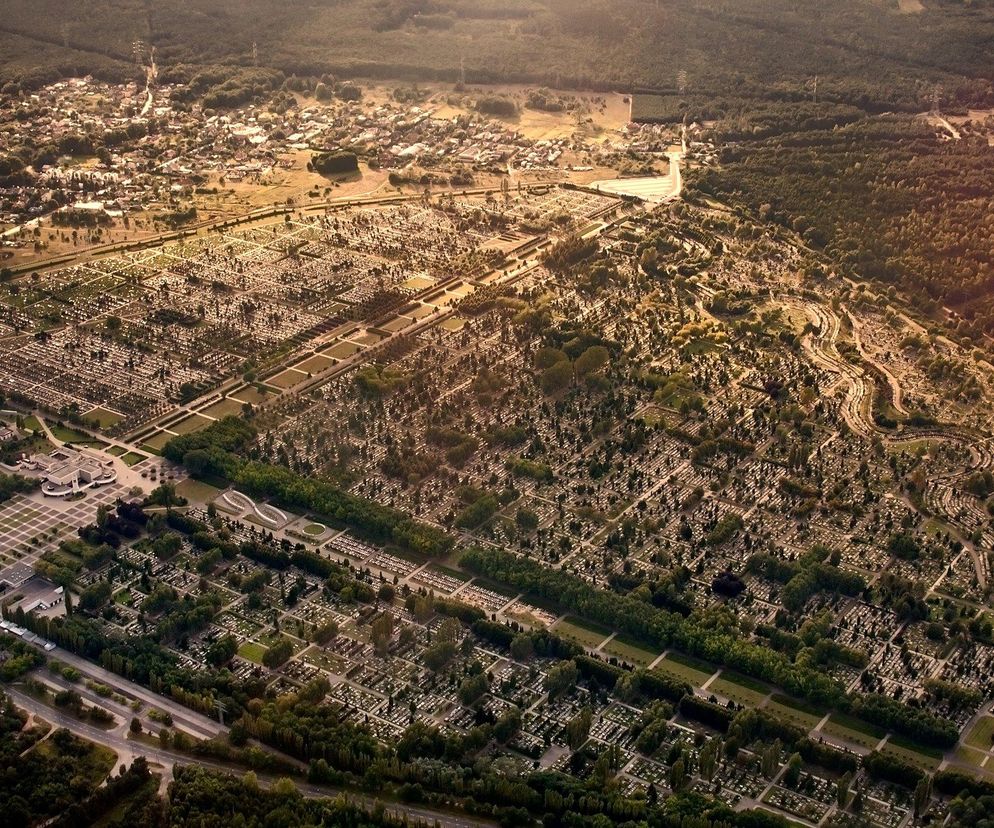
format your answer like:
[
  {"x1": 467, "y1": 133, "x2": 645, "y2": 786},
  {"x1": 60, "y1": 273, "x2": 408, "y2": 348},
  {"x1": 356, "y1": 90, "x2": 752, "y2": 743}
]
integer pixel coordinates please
[{"x1": 0, "y1": 72, "x2": 676, "y2": 271}]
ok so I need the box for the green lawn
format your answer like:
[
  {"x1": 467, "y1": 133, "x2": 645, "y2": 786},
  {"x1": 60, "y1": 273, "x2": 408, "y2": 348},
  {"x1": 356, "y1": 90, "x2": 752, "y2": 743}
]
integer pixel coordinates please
[
  {"x1": 141, "y1": 431, "x2": 172, "y2": 451},
  {"x1": 965, "y1": 716, "x2": 994, "y2": 751},
  {"x1": 121, "y1": 451, "x2": 146, "y2": 466},
  {"x1": 552, "y1": 616, "x2": 612, "y2": 650},
  {"x1": 654, "y1": 653, "x2": 714, "y2": 687},
  {"x1": 601, "y1": 634, "x2": 659, "y2": 667},
  {"x1": 175, "y1": 478, "x2": 222, "y2": 503},
  {"x1": 765, "y1": 695, "x2": 824, "y2": 731},
  {"x1": 50, "y1": 424, "x2": 93, "y2": 443},
  {"x1": 711, "y1": 672, "x2": 770, "y2": 707},
  {"x1": 951, "y1": 744, "x2": 990, "y2": 772},
  {"x1": 881, "y1": 736, "x2": 942, "y2": 771},
  {"x1": 168, "y1": 413, "x2": 212, "y2": 435},
  {"x1": 199, "y1": 397, "x2": 246, "y2": 419},
  {"x1": 83, "y1": 407, "x2": 124, "y2": 429},
  {"x1": 822, "y1": 713, "x2": 885, "y2": 751},
  {"x1": 237, "y1": 641, "x2": 267, "y2": 664}
]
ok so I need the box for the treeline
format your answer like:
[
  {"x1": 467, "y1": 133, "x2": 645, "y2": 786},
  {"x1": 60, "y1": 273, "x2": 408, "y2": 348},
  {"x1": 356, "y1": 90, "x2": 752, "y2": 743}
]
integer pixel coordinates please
[
  {"x1": 745, "y1": 549, "x2": 865, "y2": 612},
  {"x1": 692, "y1": 116, "x2": 994, "y2": 341},
  {"x1": 163, "y1": 417, "x2": 452, "y2": 557},
  {"x1": 0, "y1": 471, "x2": 39, "y2": 504},
  {"x1": 461, "y1": 547, "x2": 960, "y2": 748}
]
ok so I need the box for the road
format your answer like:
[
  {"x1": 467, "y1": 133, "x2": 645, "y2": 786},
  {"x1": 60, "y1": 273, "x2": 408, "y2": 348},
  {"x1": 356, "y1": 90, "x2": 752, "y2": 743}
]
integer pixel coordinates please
[
  {"x1": 5, "y1": 682, "x2": 496, "y2": 828},
  {"x1": 139, "y1": 49, "x2": 157, "y2": 118}
]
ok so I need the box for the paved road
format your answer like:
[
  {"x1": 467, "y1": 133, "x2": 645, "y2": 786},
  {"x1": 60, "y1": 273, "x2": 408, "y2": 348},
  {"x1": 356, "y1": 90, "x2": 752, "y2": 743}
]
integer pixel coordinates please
[{"x1": 6, "y1": 683, "x2": 495, "y2": 828}]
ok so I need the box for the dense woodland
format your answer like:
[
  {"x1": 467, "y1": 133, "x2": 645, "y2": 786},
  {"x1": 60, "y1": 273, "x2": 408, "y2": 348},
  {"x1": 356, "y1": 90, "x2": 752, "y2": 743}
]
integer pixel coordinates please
[
  {"x1": 3, "y1": 1, "x2": 994, "y2": 111},
  {"x1": 689, "y1": 114, "x2": 994, "y2": 341}
]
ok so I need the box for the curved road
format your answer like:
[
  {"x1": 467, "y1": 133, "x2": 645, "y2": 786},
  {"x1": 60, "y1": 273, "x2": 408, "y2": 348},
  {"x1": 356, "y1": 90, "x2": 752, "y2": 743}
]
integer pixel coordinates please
[{"x1": 5, "y1": 682, "x2": 495, "y2": 828}]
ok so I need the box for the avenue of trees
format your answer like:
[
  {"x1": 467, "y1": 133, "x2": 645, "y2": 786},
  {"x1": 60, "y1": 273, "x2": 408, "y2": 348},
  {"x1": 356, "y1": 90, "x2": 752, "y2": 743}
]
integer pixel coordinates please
[{"x1": 461, "y1": 546, "x2": 960, "y2": 748}]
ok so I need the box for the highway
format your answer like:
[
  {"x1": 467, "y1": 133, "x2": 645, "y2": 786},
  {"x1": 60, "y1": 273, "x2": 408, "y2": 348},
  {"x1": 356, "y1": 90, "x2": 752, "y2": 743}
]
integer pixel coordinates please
[{"x1": 5, "y1": 681, "x2": 496, "y2": 828}]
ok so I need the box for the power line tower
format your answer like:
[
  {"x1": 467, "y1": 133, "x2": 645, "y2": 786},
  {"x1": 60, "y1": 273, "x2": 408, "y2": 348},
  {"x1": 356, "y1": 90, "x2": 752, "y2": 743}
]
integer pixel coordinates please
[
  {"x1": 931, "y1": 84, "x2": 942, "y2": 115},
  {"x1": 214, "y1": 699, "x2": 227, "y2": 726},
  {"x1": 252, "y1": 41, "x2": 258, "y2": 66},
  {"x1": 677, "y1": 69, "x2": 688, "y2": 95},
  {"x1": 459, "y1": 55, "x2": 466, "y2": 87},
  {"x1": 132, "y1": 39, "x2": 146, "y2": 66},
  {"x1": 60, "y1": 23, "x2": 70, "y2": 49},
  {"x1": 810, "y1": 75, "x2": 819, "y2": 104}
]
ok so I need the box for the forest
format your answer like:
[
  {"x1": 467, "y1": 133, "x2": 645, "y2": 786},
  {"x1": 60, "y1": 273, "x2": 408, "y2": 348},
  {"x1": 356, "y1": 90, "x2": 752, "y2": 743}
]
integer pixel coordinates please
[
  {"x1": 4, "y1": 0, "x2": 994, "y2": 113},
  {"x1": 689, "y1": 114, "x2": 994, "y2": 340}
]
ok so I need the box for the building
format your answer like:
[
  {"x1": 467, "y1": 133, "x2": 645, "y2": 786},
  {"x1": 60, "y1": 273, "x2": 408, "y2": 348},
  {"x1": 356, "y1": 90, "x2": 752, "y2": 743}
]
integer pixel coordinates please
[{"x1": 21, "y1": 447, "x2": 117, "y2": 496}]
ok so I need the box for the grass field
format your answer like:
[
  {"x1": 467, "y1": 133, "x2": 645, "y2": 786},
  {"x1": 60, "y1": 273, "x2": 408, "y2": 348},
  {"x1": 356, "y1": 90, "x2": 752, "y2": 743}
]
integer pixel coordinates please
[
  {"x1": 881, "y1": 736, "x2": 942, "y2": 771},
  {"x1": 237, "y1": 641, "x2": 267, "y2": 664},
  {"x1": 711, "y1": 672, "x2": 770, "y2": 707},
  {"x1": 766, "y1": 695, "x2": 824, "y2": 731},
  {"x1": 822, "y1": 713, "x2": 885, "y2": 750},
  {"x1": 49, "y1": 424, "x2": 93, "y2": 443},
  {"x1": 951, "y1": 744, "x2": 990, "y2": 772},
  {"x1": 141, "y1": 431, "x2": 172, "y2": 452},
  {"x1": 293, "y1": 354, "x2": 336, "y2": 374},
  {"x1": 267, "y1": 368, "x2": 308, "y2": 389},
  {"x1": 176, "y1": 478, "x2": 222, "y2": 503},
  {"x1": 200, "y1": 398, "x2": 246, "y2": 419},
  {"x1": 654, "y1": 653, "x2": 714, "y2": 687},
  {"x1": 552, "y1": 616, "x2": 611, "y2": 649},
  {"x1": 322, "y1": 341, "x2": 363, "y2": 360},
  {"x1": 602, "y1": 634, "x2": 659, "y2": 667},
  {"x1": 230, "y1": 386, "x2": 270, "y2": 405},
  {"x1": 168, "y1": 413, "x2": 212, "y2": 435},
  {"x1": 966, "y1": 716, "x2": 994, "y2": 751},
  {"x1": 83, "y1": 407, "x2": 124, "y2": 429}
]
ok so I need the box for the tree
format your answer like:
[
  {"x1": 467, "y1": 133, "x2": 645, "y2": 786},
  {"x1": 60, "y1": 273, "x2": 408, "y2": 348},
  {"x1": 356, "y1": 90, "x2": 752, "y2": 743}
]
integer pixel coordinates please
[
  {"x1": 510, "y1": 633, "x2": 534, "y2": 662},
  {"x1": 371, "y1": 613, "x2": 394, "y2": 657},
  {"x1": 130, "y1": 716, "x2": 142, "y2": 735},
  {"x1": 914, "y1": 775, "x2": 932, "y2": 817},
  {"x1": 262, "y1": 636, "x2": 294, "y2": 669},
  {"x1": 565, "y1": 707, "x2": 592, "y2": 750},
  {"x1": 515, "y1": 507, "x2": 539, "y2": 533},
  {"x1": 575, "y1": 345, "x2": 610, "y2": 378},
  {"x1": 783, "y1": 752, "x2": 803, "y2": 788},
  {"x1": 761, "y1": 739, "x2": 781, "y2": 779},
  {"x1": 699, "y1": 736, "x2": 720, "y2": 781},
  {"x1": 837, "y1": 771, "x2": 852, "y2": 808},
  {"x1": 458, "y1": 672, "x2": 489, "y2": 706},
  {"x1": 669, "y1": 756, "x2": 686, "y2": 791},
  {"x1": 540, "y1": 360, "x2": 573, "y2": 395},
  {"x1": 545, "y1": 660, "x2": 578, "y2": 699}
]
